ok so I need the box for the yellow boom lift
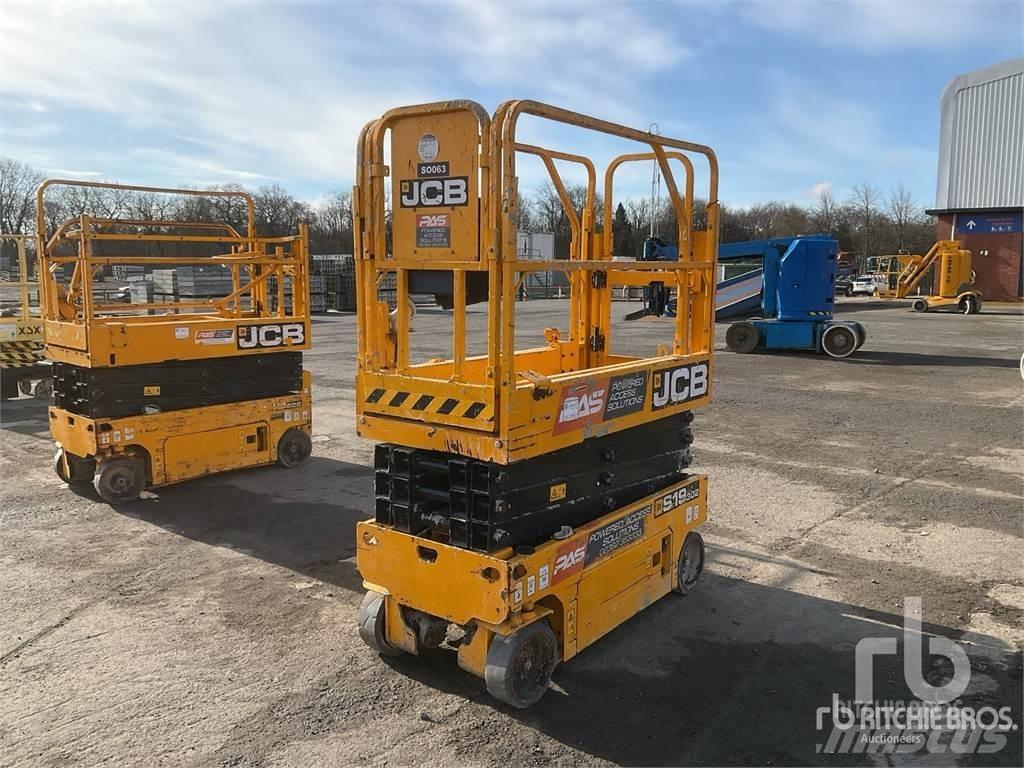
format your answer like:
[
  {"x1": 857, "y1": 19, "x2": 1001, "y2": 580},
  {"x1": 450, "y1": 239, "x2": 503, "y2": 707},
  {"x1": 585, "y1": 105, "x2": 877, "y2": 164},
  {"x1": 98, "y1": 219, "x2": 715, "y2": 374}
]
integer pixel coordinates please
[
  {"x1": 354, "y1": 100, "x2": 718, "y2": 707},
  {"x1": 1, "y1": 234, "x2": 50, "y2": 400},
  {"x1": 39, "y1": 181, "x2": 313, "y2": 503},
  {"x1": 872, "y1": 240, "x2": 982, "y2": 314}
]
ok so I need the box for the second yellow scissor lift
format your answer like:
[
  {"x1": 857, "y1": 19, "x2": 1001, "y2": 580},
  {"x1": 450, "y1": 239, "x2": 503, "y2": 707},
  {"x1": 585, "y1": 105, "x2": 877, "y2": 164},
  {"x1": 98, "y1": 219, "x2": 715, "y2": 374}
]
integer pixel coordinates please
[{"x1": 353, "y1": 100, "x2": 719, "y2": 707}]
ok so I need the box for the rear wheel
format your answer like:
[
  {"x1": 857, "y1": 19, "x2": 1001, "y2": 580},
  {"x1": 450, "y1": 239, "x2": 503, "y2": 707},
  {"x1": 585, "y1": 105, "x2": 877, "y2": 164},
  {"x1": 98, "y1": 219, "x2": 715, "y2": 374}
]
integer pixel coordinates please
[
  {"x1": 822, "y1": 324, "x2": 857, "y2": 358},
  {"x1": 673, "y1": 531, "x2": 705, "y2": 595},
  {"x1": 18, "y1": 378, "x2": 32, "y2": 396},
  {"x1": 852, "y1": 322, "x2": 867, "y2": 350},
  {"x1": 912, "y1": 298, "x2": 928, "y2": 313},
  {"x1": 357, "y1": 590, "x2": 404, "y2": 657},
  {"x1": 277, "y1": 428, "x2": 312, "y2": 468},
  {"x1": 54, "y1": 448, "x2": 97, "y2": 487},
  {"x1": 725, "y1": 322, "x2": 759, "y2": 354},
  {"x1": 485, "y1": 620, "x2": 558, "y2": 709},
  {"x1": 93, "y1": 456, "x2": 145, "y2": 504},
  {"x1": 959, "y1": 295, "x2": 980, "y2": 315}
]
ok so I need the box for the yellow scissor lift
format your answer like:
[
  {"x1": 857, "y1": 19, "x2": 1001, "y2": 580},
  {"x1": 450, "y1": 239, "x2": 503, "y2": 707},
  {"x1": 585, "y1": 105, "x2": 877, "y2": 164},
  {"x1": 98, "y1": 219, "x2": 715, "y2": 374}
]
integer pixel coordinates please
[
  {"x1": 1, "y1": 234, "x2": 50, "y2": 400},
  {"x1": 39, "y1": 180, "x2": 313, "y2": 503},
  {"x1": 354, "y1": 100, "x2": 719, "y2": 707}
]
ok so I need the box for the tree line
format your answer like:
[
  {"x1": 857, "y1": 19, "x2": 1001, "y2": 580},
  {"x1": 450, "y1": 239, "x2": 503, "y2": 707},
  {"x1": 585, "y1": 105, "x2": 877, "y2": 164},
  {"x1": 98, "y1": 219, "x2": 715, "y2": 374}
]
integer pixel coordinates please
[{"x1": 2, "y1": 156, "x2": 935, "y2": 269}]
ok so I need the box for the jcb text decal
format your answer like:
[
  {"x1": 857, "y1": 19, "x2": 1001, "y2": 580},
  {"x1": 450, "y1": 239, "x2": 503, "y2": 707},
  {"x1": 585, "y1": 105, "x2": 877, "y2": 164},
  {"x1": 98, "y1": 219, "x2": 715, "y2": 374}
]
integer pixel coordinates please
[
  {"x1": 651, "y1": 361, "x2": 709, "y2": 410},
  {"x1": 399, "y1": 177, "x2": 469, "y2": 208},
  {"x1": 237, "y1": 322, "x2": 306, "y2": 350}
]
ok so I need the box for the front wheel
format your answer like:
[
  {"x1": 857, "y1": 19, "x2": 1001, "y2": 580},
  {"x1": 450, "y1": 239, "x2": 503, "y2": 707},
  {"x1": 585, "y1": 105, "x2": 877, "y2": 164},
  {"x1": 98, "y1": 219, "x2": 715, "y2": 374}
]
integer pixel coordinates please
[
  {"x1": 725, "y1": 322, "x2": 759, "y2": 354},
  {"x1": 93, "y1": 456, "x2": 145, "y2": 504},
  {"x1": 485, "y1": 620, "x2": 559, "y2": 709},
  {"x1": 277, "y1": 428, "x2": 312, "y2": 468},
  {"x1": 912, "y1": 298, "x2": 928, "y2": 313}
]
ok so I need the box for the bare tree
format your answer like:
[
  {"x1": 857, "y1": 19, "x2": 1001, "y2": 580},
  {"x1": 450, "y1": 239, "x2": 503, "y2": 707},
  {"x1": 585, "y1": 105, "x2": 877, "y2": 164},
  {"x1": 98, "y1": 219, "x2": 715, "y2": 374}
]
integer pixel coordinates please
[
  {"x1": 887, "y1": 183, "x2": 918, "y2": 251},
  {"x1": 809, "y1": 187, "x2": 839, "y2": 234},
  {"x1": 849, "y1": 183, "x2": 881, "y2": 270},
  {"x1": 0, "y1": 158, "x2": 45, "y2": 234}
]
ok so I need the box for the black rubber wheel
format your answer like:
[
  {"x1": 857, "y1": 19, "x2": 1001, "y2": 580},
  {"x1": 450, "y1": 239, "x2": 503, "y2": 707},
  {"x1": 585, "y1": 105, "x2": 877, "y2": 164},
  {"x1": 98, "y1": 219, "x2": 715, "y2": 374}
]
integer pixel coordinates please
[
  {"x1": 357, "y1": 590, "x2": 404, "y2": 657},
  {"x1": 54, "y1": 448, "x2": 96, "y2": 487},
  {"x1": 18, "y1": 378, "x2": 31, "y2": 396},
  {"x1": 959, "y1": 295, "x2": 980, "y2": 315},
  {"x1": 33, "y1": 377, "x2": 53, "y2": 400},
  {"x1": 673, "y1": 531, "x2": 705, "y2": 595},
  {"x1": 277, "y1": 427, "x2": 312, "y2": 468},
  {"x1": 725, "y1": 322, "x2": 759, "y2": 354},
  {"x1": 912, "y1": 298, "x2": 928, "y2": 313},
  {"x1": 822, "y1": 325, "x2": 857, "y2": 358},
  {"x1": 93, "y1": 457, "x2": 145, "y2": 504},
  {"x1": 852, "y1": 322, "x2": 867, "y2": 350},
  {"x1": 844, "y1": 285, "x2": 853, "y2": 297},
  {"x1": 485, "y1": 620, "x2": 558, "y2": 709}
]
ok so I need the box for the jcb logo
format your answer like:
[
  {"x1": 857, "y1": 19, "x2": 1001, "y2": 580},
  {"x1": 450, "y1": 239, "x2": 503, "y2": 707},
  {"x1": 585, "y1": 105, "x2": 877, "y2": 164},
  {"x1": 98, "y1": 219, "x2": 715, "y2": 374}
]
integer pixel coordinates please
[
  {"x1": 416, "y1": 214, "x2": 449, "y2": 227},
  {"x1": 652, "y1": 361, "x2": 709, "y2": 410},
  {"x1": 237, "y1": 322, "x2": 306, "y2": 349},
  {"x1": 399, "y1": 177, "x2": 469, "y2": 208}
]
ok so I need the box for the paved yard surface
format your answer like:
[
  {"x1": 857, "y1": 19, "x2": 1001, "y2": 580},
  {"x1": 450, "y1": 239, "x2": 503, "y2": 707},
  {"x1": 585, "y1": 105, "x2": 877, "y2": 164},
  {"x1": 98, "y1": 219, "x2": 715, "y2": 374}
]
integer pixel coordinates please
[{"x1": 1, "y1": 298, "x2": 1022, "y2": 767}]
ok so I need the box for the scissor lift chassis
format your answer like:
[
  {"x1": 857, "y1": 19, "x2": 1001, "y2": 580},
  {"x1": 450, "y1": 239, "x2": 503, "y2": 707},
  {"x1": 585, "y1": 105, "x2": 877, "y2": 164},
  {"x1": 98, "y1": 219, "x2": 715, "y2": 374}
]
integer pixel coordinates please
[
  {"x1": 52, "y1": 371, "x2": 312, "y2": 503},
  {"x1": 358, "y1": 474, "x2": 707, "y2": 708}
]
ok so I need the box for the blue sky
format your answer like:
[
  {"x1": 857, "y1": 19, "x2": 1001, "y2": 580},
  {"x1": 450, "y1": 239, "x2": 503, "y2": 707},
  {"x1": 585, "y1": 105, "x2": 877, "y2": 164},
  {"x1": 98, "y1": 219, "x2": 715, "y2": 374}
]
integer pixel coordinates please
[{"x1": 1, "y1": 0, "x2": 1021, "y2": 210}]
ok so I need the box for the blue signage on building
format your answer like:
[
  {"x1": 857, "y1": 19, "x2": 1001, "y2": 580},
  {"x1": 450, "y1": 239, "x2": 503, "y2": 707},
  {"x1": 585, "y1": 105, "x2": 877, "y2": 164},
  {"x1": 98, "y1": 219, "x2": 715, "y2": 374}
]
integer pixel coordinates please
[{"x1": 955, "y1": 212, "x2": 1022, "y2": 234}]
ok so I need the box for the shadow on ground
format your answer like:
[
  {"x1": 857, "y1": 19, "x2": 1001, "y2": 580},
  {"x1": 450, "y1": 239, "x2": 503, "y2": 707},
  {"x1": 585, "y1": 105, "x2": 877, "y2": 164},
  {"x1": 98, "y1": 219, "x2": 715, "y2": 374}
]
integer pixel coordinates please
[
  {"x1": 840, "y1": 350, "x2": 1019, "y2": 368},
  {"x1": 0, "y1": 395, "x2": 50, "y2": 437},
  {"x1": 380, "y1": 568, "x2": 1023, "y2": 767},
  {"x1": 105, "y1": 456, "x2": 373, "y2": 594}
]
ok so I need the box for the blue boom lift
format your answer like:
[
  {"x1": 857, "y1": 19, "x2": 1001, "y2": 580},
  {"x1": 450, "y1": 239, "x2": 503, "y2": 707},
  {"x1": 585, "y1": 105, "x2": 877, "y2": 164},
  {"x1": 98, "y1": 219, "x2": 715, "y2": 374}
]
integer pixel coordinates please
[{"x1": 628, "y1": 235, "x2": 866, "y2": 358}]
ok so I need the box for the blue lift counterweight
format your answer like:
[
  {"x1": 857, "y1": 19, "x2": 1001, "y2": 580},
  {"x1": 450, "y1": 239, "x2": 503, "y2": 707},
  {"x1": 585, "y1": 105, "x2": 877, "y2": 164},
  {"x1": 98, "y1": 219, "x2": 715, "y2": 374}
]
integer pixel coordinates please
[{"x1": 721, "y1": 235, "x2": 865, "y2": 358}]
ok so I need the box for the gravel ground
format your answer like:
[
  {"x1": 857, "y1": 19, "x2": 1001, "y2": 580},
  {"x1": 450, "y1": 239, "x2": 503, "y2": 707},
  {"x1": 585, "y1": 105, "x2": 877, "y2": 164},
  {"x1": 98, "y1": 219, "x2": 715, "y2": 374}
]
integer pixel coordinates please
[{"x1": 1, "y1": 297, "x2": 1021, "y2": 767}]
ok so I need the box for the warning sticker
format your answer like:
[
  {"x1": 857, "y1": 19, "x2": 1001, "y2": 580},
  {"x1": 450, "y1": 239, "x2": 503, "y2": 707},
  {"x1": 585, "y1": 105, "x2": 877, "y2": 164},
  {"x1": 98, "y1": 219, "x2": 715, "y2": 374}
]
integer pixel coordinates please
[
  {"x1": 195, "y1": 329, "x2": 235, "y2": 345},
  {"x1": 416, "y1": 213, "x2": 450, "y2": 248}
]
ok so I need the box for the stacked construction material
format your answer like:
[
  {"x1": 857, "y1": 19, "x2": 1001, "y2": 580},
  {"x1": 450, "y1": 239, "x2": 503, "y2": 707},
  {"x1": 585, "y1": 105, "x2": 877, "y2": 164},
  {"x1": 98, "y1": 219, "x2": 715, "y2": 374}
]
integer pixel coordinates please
[
  {"x1": 373, "y1": 413, "x2": 695, "y2": 552},
  {"x1": 152, "y1": 265, "x2": 234, "y2": 299},
  {"x1": 52, "y1": 352, "x2": 303, "y2": 418},
  {"x1": 311, "y1": 254, "x2": 357, "y2": 311}
]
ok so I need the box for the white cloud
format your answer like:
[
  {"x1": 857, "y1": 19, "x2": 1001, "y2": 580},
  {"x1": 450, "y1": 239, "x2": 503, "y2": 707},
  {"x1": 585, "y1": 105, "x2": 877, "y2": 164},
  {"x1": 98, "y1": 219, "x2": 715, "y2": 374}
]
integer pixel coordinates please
[
  {"x1": 739, "y1": 0, "x2": 1019, "y2": 50},
  {"x1": 0, "y1": 1, "x2": 688, "y2": 190}
]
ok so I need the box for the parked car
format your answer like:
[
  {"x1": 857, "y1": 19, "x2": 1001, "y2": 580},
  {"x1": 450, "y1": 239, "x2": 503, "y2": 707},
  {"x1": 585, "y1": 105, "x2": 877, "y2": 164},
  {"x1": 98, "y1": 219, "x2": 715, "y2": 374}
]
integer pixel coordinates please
[
  {"x1": 835, "y1": 276, "x2": 854, "y2": 297},
  {"x1": 850, "y1": 274, "x2": 887, "y2": 296}
]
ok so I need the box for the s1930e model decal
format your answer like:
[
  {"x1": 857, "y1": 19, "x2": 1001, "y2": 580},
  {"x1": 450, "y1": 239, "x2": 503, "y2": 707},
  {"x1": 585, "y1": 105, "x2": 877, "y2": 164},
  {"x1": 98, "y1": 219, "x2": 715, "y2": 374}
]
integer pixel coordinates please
[{"x1": 657, "y1": 479, "x2": 700, "y2": 516}]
